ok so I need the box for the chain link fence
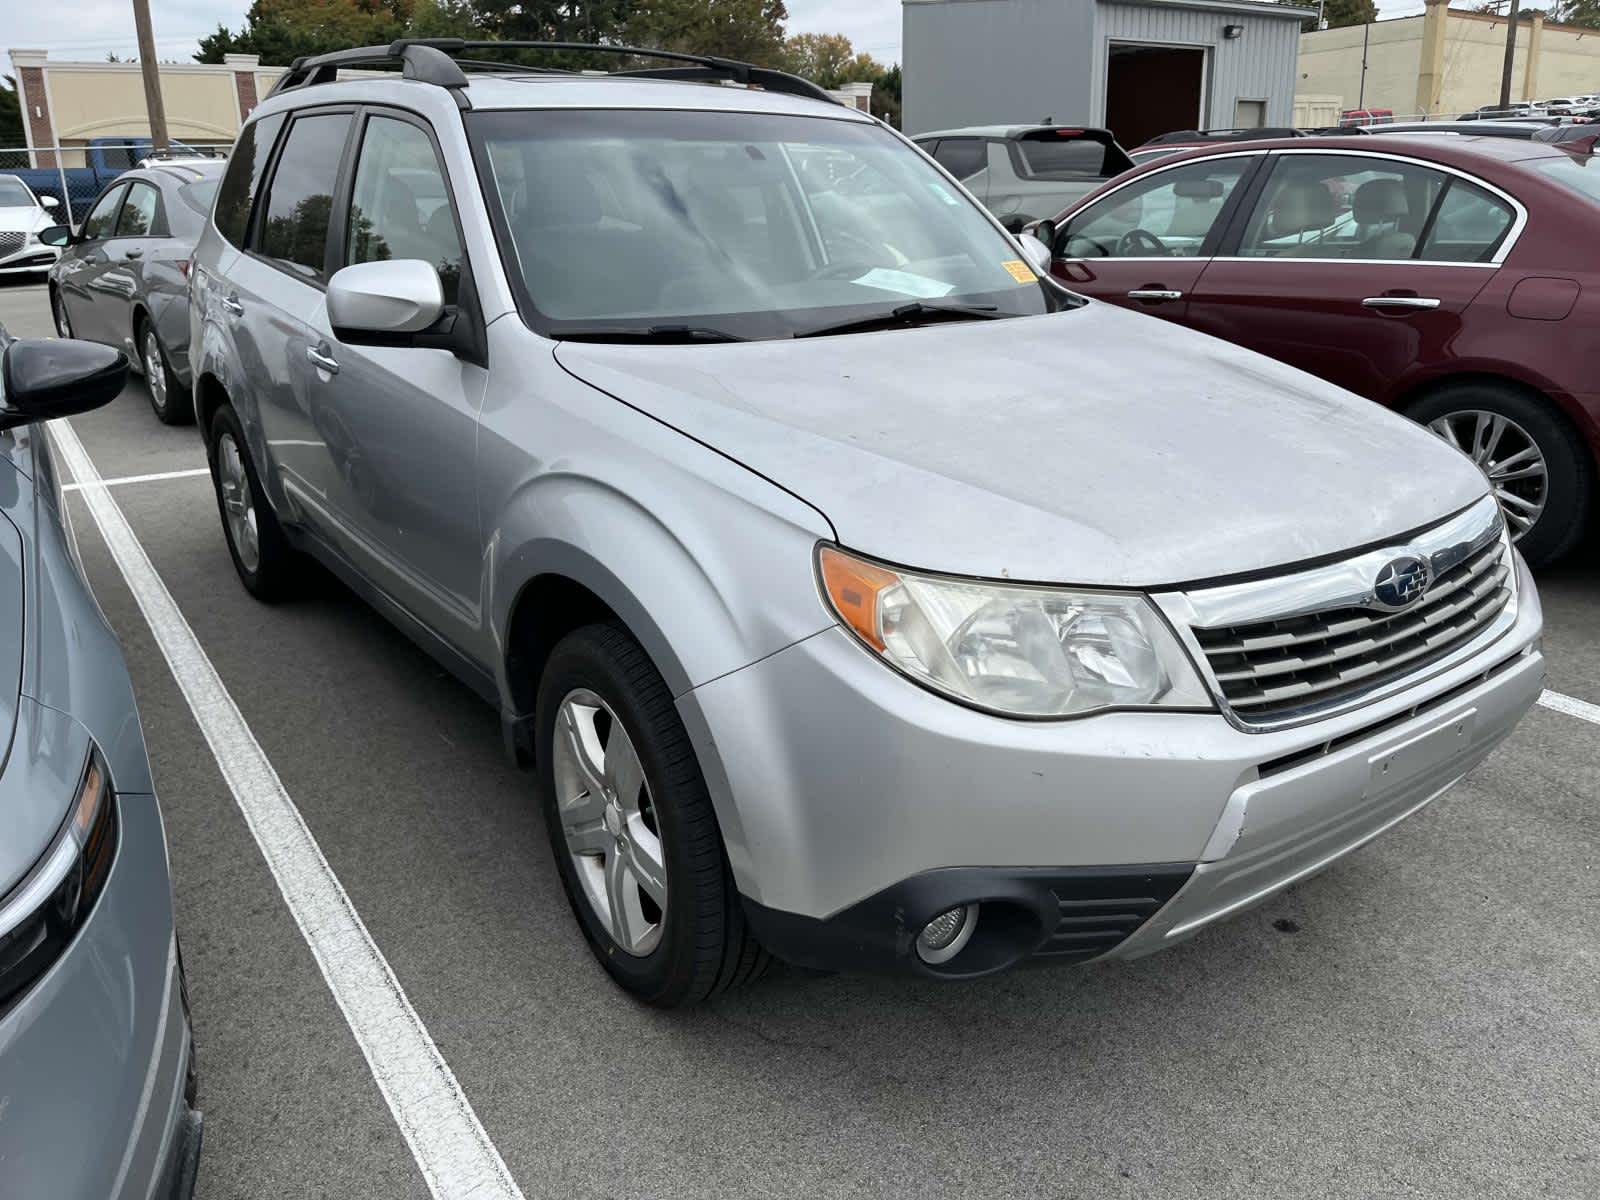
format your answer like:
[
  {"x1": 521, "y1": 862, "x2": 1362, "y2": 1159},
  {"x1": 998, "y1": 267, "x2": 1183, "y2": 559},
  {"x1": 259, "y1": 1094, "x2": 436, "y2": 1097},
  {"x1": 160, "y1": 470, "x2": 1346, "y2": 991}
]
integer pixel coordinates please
[{"x1": 0, "y1": 140, "x2": 233, "y2": 225}]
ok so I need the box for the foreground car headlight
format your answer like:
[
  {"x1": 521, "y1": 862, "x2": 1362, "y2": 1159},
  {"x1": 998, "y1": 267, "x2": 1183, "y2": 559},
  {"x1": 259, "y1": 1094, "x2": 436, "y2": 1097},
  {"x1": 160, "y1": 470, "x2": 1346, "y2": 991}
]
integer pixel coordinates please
[
  {"x1": 0, "y1": 749, "x2": 116, "y2": 1011},
  {"x1": 818, "y1": 546, "x2": 1211, "y2": 718}
]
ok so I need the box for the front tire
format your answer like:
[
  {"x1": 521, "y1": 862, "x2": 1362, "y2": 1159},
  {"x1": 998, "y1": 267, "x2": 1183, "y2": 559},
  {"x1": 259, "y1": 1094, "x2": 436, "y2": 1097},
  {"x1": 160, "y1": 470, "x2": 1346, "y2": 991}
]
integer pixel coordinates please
[
  {"x1": 139, "y1": 318, "x2": 194, "y2": 425},
  {"x1": 206, "y1": 403, "x2": 301, "y2": 600},
  {"x1": 536, "y1": 622, "x2": 768, "y2": 1007},
  {"x1": 1407, "y1": 382, "x2": 1591, "y2": 567}
]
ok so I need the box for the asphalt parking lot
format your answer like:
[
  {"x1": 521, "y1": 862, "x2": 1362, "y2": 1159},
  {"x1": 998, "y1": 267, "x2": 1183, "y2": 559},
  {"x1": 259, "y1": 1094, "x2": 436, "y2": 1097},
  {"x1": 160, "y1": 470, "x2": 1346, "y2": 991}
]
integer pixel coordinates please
[{"x1": 2, "y1": 277, "x2": 1597, "y2": 1200}]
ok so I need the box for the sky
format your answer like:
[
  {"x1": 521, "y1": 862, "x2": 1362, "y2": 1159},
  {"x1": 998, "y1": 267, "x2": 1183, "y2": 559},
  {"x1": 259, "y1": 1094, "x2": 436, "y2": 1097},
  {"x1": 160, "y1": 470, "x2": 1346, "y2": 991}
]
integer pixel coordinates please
[{"x1": 0, "y1": 0, "x2": 1437, "y2": 72}]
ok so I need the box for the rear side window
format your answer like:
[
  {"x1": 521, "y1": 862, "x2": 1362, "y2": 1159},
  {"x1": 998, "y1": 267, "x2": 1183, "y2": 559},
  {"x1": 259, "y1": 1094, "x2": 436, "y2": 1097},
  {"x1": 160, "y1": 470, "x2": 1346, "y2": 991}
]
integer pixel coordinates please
[
  {"x1": 931, "y1": 138, "x2": 986, "y2": 181},
  {"x1": 115, "y1": 181, "x2": 161, "y2": 236},
  {"x1": 1419, "y1": 180, "x2": 1514, "y2": 262},
  {"x1": 256, "y1": 113, "x2": 352, "y2": 283},
  {"x1": 214, "y1": 112, "x2": 284, "y2": 247}
]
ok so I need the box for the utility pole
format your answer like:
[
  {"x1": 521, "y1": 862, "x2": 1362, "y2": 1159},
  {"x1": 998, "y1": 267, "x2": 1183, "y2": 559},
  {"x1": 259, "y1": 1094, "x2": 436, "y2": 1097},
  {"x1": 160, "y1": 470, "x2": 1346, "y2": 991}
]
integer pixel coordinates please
[
  {"x1": 1498, "y1": 0, "x2": 1522, "y2": 113},
  {"x1": 132, "y1": 0, "x2": 170, "y2": 152}
]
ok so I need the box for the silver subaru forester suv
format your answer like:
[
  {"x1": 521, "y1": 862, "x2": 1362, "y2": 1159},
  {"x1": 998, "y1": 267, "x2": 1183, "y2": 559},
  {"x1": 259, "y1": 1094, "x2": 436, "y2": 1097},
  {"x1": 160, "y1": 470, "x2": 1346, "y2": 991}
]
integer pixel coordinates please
[{"x1": 189, "y1": 41, "x2": 1544, "y2": 1006}]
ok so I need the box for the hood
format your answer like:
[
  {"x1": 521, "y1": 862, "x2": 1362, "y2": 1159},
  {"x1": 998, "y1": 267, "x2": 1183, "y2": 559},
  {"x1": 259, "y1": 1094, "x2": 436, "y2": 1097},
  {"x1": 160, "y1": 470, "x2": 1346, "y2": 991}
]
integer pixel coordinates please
[
  {"x1": 0, "y1": 205, "x2": 47, "y2": 234},
  {"x1": 555, "y1": 302, "x2": 1490, "y2": 587}
]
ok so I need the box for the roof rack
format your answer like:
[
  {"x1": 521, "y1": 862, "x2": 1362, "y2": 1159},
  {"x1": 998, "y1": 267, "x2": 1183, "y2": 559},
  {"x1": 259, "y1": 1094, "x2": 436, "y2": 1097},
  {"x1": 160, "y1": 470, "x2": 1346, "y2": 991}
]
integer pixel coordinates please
[{"x1": 267, "y1": 39, "x2": 841, "y2": 109}]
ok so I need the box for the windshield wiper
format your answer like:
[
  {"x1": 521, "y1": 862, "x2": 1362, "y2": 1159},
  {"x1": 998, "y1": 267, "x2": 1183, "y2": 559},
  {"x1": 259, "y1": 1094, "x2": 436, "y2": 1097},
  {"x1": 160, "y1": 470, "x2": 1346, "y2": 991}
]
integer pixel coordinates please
[
  {"x1": 555, "y1": 324, "x2": 749, "y2": 344},
  {"x1": 795, "y1": 301, "x2": 1005, "y2": 340}
]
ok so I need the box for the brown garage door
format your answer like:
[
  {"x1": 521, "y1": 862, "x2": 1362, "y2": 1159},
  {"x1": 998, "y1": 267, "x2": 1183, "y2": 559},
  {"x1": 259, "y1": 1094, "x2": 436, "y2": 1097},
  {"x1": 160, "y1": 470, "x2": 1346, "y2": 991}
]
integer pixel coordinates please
[{"x1": 1104, "y1": 43, "x2": 1206, "y2": 149}]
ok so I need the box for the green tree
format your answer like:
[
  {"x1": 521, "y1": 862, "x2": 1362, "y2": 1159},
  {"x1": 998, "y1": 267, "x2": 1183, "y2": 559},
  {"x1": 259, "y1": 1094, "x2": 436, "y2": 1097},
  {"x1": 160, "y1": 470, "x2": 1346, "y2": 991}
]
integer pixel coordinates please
[
  {"x1": 1293, "y1": 0, "x2": 1376, "y2": 32},
  {"x1": 0, "y1": 76, "x2": 23, "y2": 149},
  {"x1": 408, "y1": 0, "x2": 483, "y2": 38},
  {"x1": 1549, "y1": 0, "x2": 1600, "y2": 27},
  {"x1": 196, "y1": 0, "x2": 417, "y2": 65},
  {"x1": 782, "y1": 32, "x2": 878, "y2": 88},
  {"x1": 624, "y1": 0, "x2": 789, "y2": 66}
]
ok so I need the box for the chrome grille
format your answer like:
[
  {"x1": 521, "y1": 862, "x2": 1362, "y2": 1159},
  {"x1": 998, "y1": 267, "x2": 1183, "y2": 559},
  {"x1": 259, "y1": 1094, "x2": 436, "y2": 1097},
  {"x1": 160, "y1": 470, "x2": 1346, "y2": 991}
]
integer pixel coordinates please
[
  {"x1": 1193, "y1": 537, "x2": 1511, "y2": 724},
  {"x1": 0, "y1": 232, "x2": 25, "y2": 257}
]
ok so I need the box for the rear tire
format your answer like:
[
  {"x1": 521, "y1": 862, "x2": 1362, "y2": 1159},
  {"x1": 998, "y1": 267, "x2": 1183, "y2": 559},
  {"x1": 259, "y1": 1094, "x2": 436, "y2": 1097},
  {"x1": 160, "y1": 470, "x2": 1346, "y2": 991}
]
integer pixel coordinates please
[
  {"x1": 1406, "y1": 382, "x2": 1591, "y2": 568},
  {"x1": 206, "y1": 403, "x2": 301, "y2": 601},
  {"x1": 138, "y1": 317, "x2": 194, "y2": 425},
  {"x1": 536, "y1": 621, "x2": 768, "y2": 1007}
]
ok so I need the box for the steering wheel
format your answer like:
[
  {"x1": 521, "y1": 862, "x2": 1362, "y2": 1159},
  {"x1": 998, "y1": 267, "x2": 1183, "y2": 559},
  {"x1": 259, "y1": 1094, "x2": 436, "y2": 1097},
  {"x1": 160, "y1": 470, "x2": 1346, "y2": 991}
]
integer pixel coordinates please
[{"x1": 1115, "y1": 228, "x2": 1168, "y2": 257}]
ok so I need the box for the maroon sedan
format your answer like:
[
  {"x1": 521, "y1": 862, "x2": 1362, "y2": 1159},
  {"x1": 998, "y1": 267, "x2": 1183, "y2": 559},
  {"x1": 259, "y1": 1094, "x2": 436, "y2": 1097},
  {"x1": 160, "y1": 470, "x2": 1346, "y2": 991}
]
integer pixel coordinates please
[{"x1": 1035, "y1": 133, "x2": 1600, "y2": 565}]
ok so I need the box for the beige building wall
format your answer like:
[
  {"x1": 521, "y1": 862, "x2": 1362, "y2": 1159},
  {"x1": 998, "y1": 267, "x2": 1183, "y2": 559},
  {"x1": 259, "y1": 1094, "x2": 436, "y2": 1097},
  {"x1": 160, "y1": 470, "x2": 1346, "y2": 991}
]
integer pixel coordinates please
[{"x1": 1299, "y1": 8, "x2": 1600, "y2": 118}]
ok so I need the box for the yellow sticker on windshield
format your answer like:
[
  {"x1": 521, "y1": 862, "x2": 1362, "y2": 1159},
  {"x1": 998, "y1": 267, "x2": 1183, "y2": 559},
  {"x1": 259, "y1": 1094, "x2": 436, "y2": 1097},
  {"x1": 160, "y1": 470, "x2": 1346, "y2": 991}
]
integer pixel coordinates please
[{"x1": 1001, "y1": 259, "x2": 1035, "y2": 284}]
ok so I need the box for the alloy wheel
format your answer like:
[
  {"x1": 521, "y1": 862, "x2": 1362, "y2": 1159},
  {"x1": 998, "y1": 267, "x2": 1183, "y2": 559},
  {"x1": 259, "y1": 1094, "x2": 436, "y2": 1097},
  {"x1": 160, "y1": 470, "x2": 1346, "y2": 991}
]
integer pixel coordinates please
[
  {"x1": 53, "y1": 293, "x2": 70, "y2": 338},
  {"x1": 1426, "y1": 409, "x2": 1548, "y2": 541},
  {"x1": 143, "y1": 328, "x2": 168, "y2": 413},
  {"x1": 215, "y1": 432, "x2": 261, "y2": 574},
  {"x1": 551, "y1": 688, "x2": 667, "y2": 957}
]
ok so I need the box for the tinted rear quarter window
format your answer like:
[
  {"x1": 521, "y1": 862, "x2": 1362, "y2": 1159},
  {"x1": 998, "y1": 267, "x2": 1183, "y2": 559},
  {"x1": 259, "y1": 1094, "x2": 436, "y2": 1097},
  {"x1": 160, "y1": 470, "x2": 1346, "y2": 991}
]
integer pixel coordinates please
[
  {"x1": 256, "y1": 112, "x2": 352, "y2": 282},
  {"x1": 213, "y1": 113, "x2": 285, "y2": 248}
]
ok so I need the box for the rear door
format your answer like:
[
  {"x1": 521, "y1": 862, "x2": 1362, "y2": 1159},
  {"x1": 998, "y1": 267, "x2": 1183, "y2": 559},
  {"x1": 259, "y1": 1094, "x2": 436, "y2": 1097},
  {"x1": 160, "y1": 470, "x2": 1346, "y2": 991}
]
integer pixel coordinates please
[
  {"x1": 1047, "y1": 153, "x2": 1259, "y2": 324},
  {"x1": 302, "y1": 107, "x2": 487, "y2": 647},
  {"x1": 1182, "y1": 151, "x2": 1516, "y2": 402},
  {"x1": 57, "y1": 182, "x2": 127, "y2": 343}
]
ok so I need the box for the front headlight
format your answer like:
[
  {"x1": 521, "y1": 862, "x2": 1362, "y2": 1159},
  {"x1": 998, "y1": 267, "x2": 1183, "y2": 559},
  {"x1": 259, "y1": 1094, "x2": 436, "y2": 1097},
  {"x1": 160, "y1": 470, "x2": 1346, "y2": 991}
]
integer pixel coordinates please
[{"x1": 818, "y1": 546, "x2": 1212, "y2": 718}]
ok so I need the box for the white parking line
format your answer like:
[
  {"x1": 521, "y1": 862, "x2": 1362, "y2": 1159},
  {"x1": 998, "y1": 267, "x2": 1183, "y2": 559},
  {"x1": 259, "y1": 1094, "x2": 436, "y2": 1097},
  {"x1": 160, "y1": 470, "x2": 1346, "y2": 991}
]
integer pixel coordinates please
[
  {"x1": 48, "y1": 419, "x2": 525, "y2": 1200},
  {"x1": 1540, "y1": 689, "x2": 1600, "y2": 726},
  {"x1": 62, "y1": 467, "x2": 211, "y2": 492}
]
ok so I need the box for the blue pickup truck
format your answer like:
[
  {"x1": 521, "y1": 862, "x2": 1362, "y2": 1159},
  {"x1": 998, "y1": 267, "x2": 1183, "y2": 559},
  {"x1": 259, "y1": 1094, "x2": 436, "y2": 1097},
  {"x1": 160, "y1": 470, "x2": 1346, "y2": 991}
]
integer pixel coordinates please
[{"x1": 12, "y1": 138, "x2": 220, "y2": 224}]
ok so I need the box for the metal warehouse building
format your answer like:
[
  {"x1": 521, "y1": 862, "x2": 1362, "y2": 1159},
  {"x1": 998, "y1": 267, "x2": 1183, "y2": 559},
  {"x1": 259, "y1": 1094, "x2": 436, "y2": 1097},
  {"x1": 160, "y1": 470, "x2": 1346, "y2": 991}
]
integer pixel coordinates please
[{"x1": 903, "y1": 0, "x2": 1312, "y2": 146}]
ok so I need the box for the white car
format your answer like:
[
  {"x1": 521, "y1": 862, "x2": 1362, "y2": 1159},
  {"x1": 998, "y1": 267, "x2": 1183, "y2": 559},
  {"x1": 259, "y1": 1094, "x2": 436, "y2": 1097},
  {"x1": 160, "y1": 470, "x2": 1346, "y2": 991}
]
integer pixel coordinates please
[{"x1": 0, "y1": 175, "x2": 64, "y2": 278}]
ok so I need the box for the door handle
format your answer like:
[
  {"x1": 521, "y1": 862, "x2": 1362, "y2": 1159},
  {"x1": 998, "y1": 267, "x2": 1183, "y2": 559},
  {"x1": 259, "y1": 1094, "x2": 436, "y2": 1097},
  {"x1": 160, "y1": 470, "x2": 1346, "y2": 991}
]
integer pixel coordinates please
[
  {"x1": 220, "y1": 296, "x2": 244, "y2": 318},
  {"x1": 1362, "y1": 296, "x2": 1440, "y2": 311},
  {"x1": 123, "y1": 248, "x2": 143, "y2": 260},
  {"x1": 306, "y1": 346, "x2": 340, "y2": 375},
  {"x1": 1127, "y1": 289, "x2": 1183, "y2": 302}
]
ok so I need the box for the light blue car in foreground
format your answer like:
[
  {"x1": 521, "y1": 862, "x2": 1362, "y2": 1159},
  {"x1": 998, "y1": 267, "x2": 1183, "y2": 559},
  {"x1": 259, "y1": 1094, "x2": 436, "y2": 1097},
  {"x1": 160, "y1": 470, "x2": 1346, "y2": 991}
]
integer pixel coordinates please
[{"x1": 0, "y1": 329, "x2": 201, "y2": 1198}]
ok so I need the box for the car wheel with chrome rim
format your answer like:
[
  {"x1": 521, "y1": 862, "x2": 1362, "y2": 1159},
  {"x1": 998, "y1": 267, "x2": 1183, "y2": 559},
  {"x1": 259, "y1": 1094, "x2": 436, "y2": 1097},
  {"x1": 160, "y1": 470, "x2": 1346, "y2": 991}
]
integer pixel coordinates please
[
  {"x1": 139, "y1": 318, "x2": 193, "y2": 425},
  {"x1": 207, "y1": 402, "x2": 302, "y2": 600},
  {"x1": 535, "y1": 621, "x2": 768, "y2": 1006},
  {"x1": 1408, "y1": 382, "x2": 1591, "y2": 568}
]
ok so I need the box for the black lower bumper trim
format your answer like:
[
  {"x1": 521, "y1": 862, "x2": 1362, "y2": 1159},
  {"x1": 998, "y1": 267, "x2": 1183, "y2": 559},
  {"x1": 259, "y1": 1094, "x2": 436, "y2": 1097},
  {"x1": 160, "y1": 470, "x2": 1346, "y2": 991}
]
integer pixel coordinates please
[{"x1": 743, "y1": 864, "x2": 1194, "y2": 980}]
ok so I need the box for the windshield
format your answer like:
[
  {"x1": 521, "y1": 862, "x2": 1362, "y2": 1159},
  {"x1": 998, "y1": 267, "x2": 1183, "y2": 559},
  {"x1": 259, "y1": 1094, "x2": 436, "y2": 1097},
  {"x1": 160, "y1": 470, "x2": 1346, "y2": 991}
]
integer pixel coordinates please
[
  {"x1": 0, "y1": 179, "x2": 36, "y2": 208},
  {"x1": 1532, "y1": 153, "x2": 1600, "y2": 204},
  {"x1": 467, "y1": 108, "x2": 1066, "y2": 340}
]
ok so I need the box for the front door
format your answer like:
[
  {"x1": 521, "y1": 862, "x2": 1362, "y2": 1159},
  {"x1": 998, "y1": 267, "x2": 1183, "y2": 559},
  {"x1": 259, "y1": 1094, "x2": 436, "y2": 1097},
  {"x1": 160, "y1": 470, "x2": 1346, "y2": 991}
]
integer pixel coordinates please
[
  {"x1": 304, "y1": 109, "x2": 486, "y2": 649},
  {"x1": 1183, "y1": 152, "x2": 1516, "y2": 402},
  {"x1": 1048, "y1": 154, "x2": 1258, "y2": 324},
  {"x1": 57, "y1": 182, "x2": 127, "y2": 344}
]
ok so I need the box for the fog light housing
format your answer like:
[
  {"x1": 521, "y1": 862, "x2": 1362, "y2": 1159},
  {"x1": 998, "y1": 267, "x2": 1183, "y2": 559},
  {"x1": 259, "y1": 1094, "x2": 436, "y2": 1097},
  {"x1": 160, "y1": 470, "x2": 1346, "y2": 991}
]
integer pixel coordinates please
[{"x1": 915, "y1": 904, "x2": 978, "y2": 965}]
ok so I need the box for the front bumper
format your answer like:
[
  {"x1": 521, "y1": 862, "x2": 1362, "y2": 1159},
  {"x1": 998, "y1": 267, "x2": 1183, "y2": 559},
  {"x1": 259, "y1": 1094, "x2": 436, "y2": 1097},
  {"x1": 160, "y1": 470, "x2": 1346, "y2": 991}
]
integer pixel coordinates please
[
  {"x1": 0, "y1": 790, "x2": 201, "y2": 1198},
  {"x1": 0, "y1": 244, "x2": 60, "y2": 274},
  {"x1": 682, "y1": 555, "x2": 1543, "y2": 977}
]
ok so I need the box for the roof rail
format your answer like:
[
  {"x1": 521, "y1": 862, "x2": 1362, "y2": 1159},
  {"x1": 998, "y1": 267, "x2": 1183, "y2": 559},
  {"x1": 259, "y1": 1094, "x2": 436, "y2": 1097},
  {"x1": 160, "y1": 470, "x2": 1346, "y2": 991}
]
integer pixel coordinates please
[{"x1": 267, "y1": 39, "x2": 841, "y2": 109}]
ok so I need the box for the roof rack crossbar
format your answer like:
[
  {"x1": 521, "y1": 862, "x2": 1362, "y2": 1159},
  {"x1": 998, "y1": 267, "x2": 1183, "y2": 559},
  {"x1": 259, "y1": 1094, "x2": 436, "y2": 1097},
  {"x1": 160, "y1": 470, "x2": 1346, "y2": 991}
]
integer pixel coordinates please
[{"x1": 267, "y1": 39, "x2": 841, "y2": 107}]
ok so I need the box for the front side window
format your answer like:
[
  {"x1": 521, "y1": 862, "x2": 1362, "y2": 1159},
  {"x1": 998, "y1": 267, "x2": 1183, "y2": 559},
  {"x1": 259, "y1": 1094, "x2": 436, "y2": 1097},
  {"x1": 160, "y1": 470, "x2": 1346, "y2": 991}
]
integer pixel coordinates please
[
  {"x1": 930, "y1": 137, "x2": 987, "y2": 181},
  {"x1": 257, "y1": 112, "x2": 352, "y2": 282},
  {"x1": 469, "y1": 109, "x2": 1068, "y2": 342},
  {"x1": 80, "y1": 184, "x2": 127, "y2": 241},
  {"x1": 345, "y1": 115, "x2": 464, "y2": 305},
  {"x1": 1060, "y1": 158, "x2": 1250, "y2": 259},
  {"x1": 214, "y1": 112, "x2": 285, "y2": 247},
  {"x1": 1239, "y1": 154, "x2": 1448, "y2": 260},
  {"x1": 115, "y1": 181, "x2": 160, "y2": 237}
]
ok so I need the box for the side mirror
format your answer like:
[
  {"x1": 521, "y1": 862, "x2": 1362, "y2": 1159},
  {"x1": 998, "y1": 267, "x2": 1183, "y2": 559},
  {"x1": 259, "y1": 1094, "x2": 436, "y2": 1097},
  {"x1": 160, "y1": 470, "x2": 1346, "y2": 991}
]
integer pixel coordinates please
[
  {"x1": 1017, "y1": 232, "x2": 1053, "y2": 274},
  {"x1": 1032, "y1": 219, "x2": 1058, "y2": 254},
  {"x1": 38, "y1": 225, "x2": 71, "y2": 248},
  {"x1": 327, "y1": 259, "x2": 444, "y2": 343},
  {"x1": 1, "y1": 339, "x2": 127, "y2": 430},
  {"x1": 40, "y1": 195, "x2": 59, "y2": 209}
]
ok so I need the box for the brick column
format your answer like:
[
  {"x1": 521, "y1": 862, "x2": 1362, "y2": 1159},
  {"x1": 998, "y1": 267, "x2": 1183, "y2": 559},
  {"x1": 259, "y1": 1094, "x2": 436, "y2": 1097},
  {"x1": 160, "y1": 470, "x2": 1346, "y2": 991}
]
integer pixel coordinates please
[
  {"x1": 10, "y1": 49, "x2": 55, "y2": 166},
  {"x1": 226, "y1": 52, "x2": 261, "y2": 124},
  {"x1": 1415, "y1": 0, "x2": 1449, "y2": 116}
]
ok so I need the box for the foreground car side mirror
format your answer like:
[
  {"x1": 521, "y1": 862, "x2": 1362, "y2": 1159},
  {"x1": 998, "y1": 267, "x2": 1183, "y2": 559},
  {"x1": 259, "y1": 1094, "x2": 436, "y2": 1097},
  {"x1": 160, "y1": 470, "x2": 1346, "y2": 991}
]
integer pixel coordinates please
[
  {"x1": 327, "y1": 259, "x2": 445, "y2": 343},
  {"x1": 1017, "y1": 232, "x2": 1054, "y2": 274},
  {"x1": 38, "y1": 225, "x2": 71, "y2": 248},
  {"x1": 40, "y1": 195, "x2": 59, "y2": 209},
  {"x1": 0, "y1": 339, "x2": 127, "y2": 430}
]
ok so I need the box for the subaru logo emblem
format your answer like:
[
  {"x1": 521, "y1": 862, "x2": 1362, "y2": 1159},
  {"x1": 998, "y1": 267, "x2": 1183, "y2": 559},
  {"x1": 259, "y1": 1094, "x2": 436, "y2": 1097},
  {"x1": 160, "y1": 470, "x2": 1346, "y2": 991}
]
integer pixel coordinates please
[{"x1": 1373, "y1": 556, "x2": 1431, "y2": 610}]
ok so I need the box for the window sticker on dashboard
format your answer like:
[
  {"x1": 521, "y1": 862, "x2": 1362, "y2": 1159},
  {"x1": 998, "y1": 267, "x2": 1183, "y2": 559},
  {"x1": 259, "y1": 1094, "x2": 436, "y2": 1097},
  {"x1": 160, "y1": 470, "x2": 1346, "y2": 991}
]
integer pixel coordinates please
[
  {"x1": 1000, "y1": 260, "x2": 1035, "y2": 284},
  {"x1": 852, "y1": 268, "x2": 956, "y2": 299}
]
